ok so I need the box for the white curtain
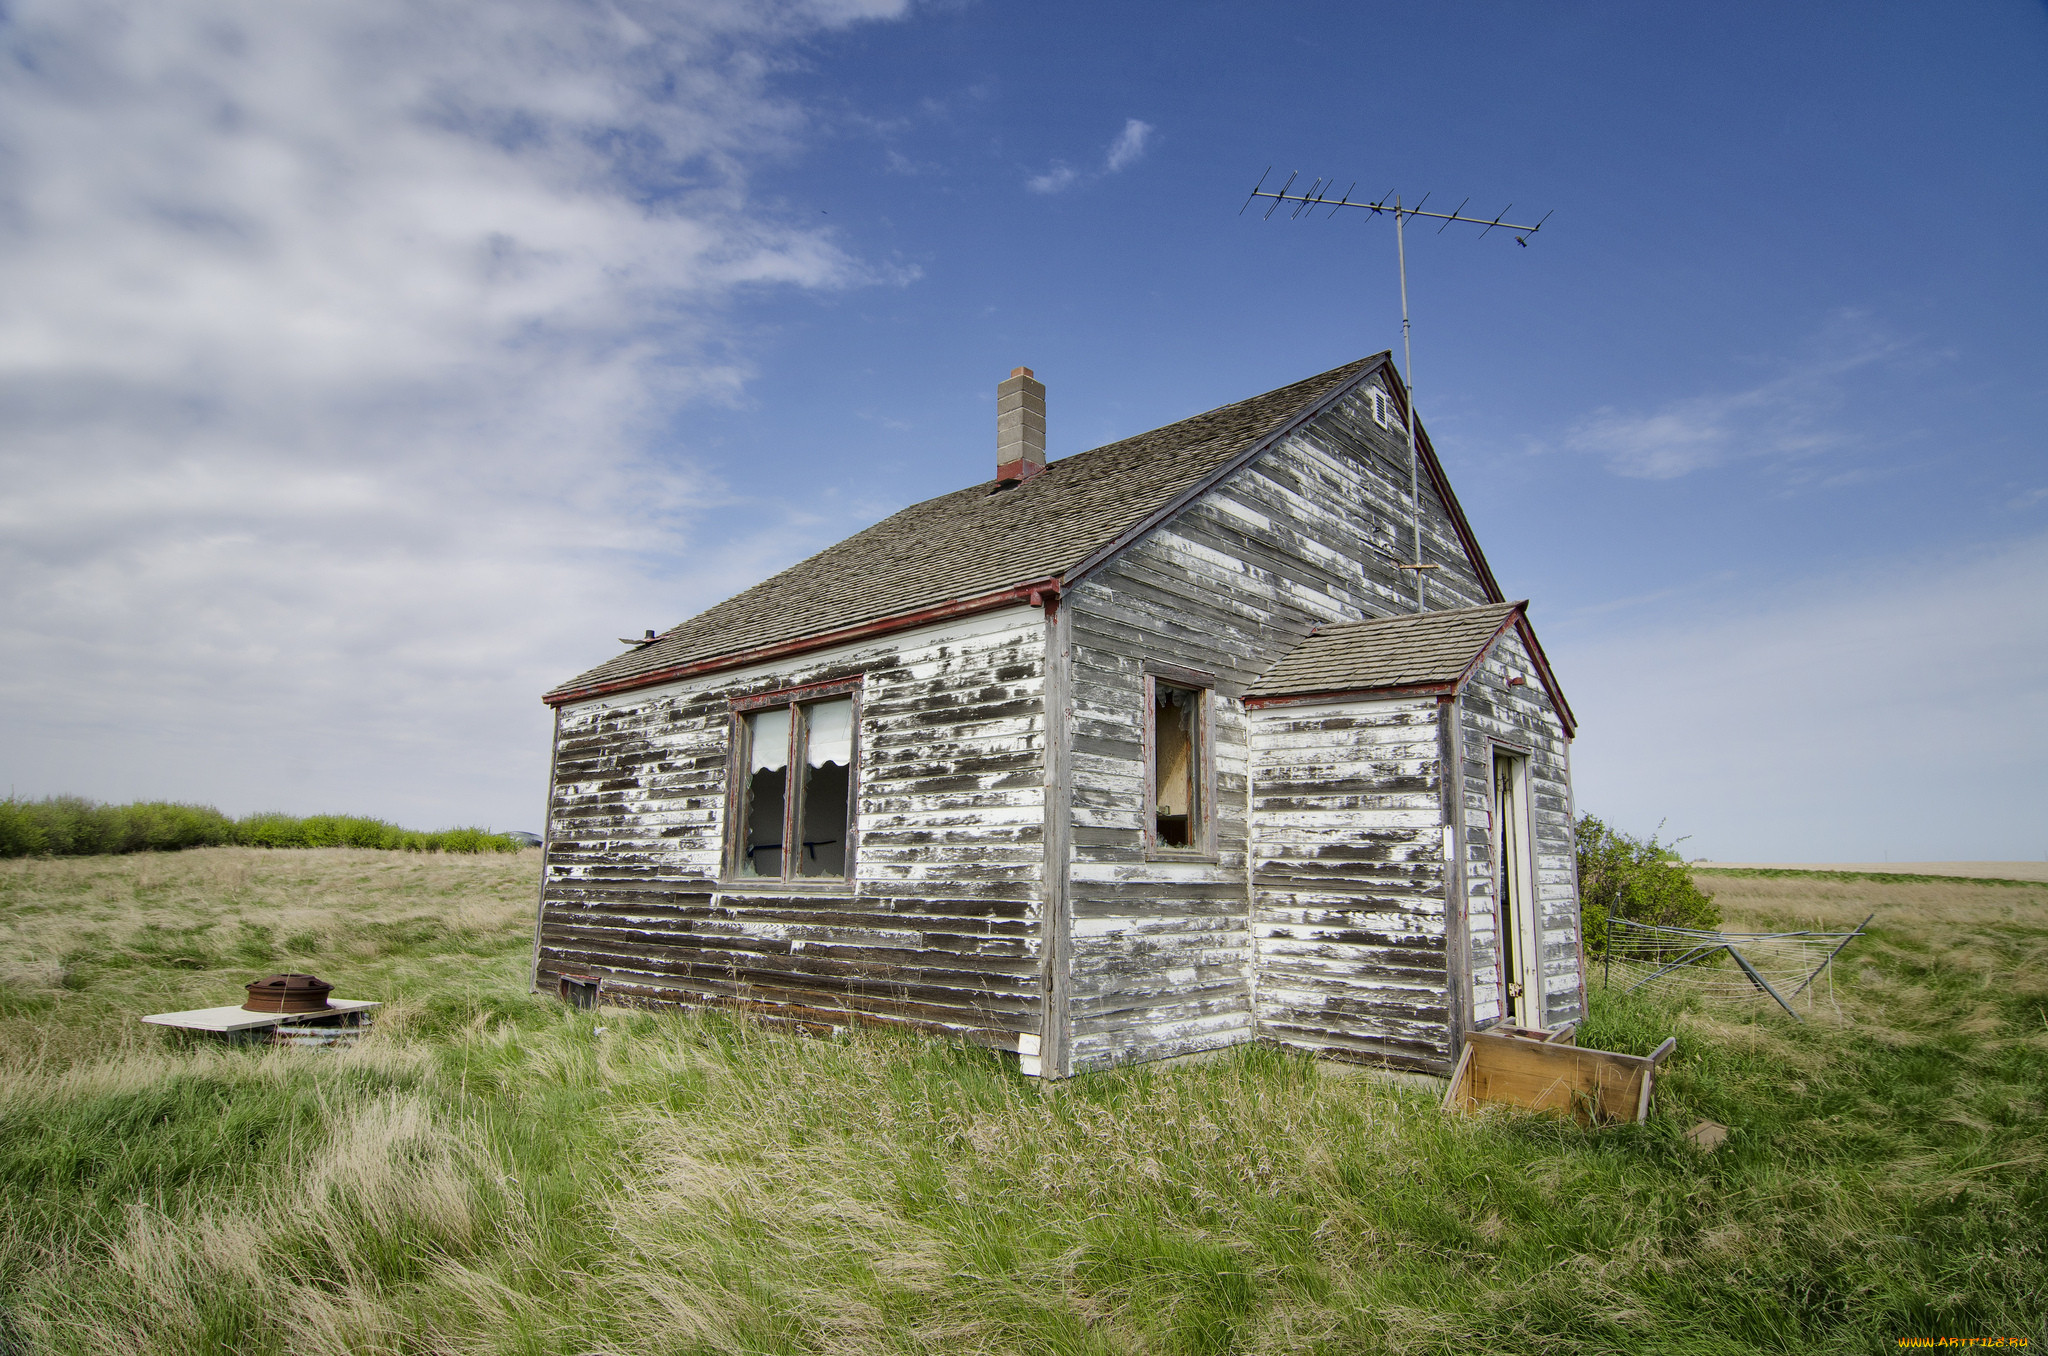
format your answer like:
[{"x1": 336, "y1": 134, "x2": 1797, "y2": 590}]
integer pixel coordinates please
[
  {"x1": 749, "y1": 706, "x2": 790, "y2": 772},
  {"x1": 805, "y1": 698, "x2": 852, "y2": 767}
]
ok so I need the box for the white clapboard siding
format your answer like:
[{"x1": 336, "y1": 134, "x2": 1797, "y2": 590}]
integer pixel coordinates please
[
  {"x1": 1061, "y1": 385, "x2": 1494, "y2": 1075},
  {"x1": 1250, "y1": 697, "x2": 1453, "y2": 1070},
  {"x1": 1455, "y1": 626, "x2": 1584, "y2": 1029},
  {"x1": 536, "y1": 607, "x2": 1050, "y2": 1051}
]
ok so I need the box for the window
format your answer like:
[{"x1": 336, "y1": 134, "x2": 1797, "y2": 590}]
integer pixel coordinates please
[
  {"x1": 1145, "y1": 674, "x2": 1211, "y2": 854},
  {"x1": 730, "y1": 685, "x2": 858, "y2": 882}
]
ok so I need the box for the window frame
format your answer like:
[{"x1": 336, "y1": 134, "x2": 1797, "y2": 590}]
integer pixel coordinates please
[
  {"x1": 1141, "y1": 663, "x2": 1217, "y2": 861},
  {"x1": 722, "y1": 675, "x2": 863, "y2": 889}
]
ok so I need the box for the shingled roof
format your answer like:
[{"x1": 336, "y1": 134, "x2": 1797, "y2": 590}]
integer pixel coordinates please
[
  {"x1": 1246, "y1": 601, "x2": 1575, "y2": 735},
  {"x1": 547, "y1": 355, "x2": 1395, "y2": 703},
  {"x1": 1248, "y1": 602, "x2": 1522, "y2": 699}
]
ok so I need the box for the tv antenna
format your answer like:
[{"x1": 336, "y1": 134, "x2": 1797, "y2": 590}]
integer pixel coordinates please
[{"x1": 1242, "y1": 172, "x2": 1550, "y2": 612}]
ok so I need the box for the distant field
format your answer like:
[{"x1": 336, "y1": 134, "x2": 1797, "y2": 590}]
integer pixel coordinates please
[
  {"x1": 1, "y1": 849, "x2": 2043, "y2": 1355},
  {"x1": 1697, "y1": 860, "x2": 2048, "y2": 885}
]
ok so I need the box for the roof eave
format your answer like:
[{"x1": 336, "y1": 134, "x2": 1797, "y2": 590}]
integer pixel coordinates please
[
  {"x1": 1445, "y1": 602, "x2": 1529, "y2": 696},
  {"x1": 1244, "y1": 679, "x2": 1459, "y2": 709},
  {"x1": 1512, "y1": 611, "x2": 1577, "y2": 738},
  {"x1": 541, "y1": 576, "x2": 1062, "y2": 707},
  {"x1": 1244, "y1": 601, "x2": 1575, "y2": 737}
]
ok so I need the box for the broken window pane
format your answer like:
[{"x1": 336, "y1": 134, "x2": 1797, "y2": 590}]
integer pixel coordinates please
[
  {"x1": 1153, "y1": 681, "x2": 1199, "y2": 849},
  {"x1": 740, "y1": 705, "x2": 790, "y2": 877},
  {"x1": 796, "y1": 697, "x2": 852, "y2": 877}
]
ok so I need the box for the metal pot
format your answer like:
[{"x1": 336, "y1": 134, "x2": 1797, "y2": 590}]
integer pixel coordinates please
[{"x1": 243, "y1": 973, "x2": 334, "y2": 1013}]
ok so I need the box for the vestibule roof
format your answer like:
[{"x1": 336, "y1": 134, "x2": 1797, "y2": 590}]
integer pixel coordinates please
[
  {"x1": 1246, "y1": 601, "x2": 1575, "y2": 736},
  {"x1": 546, "y1": 353, "x2": 1502, "y2": 705}
]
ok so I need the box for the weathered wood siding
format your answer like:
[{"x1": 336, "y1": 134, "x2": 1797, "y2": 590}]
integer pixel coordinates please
[
  {"x1": 535, "y1": 607, "x2": 1050, "y2": 1051},
  {"x1": 1062, "y1": 382, "x2": 1492, "y2": 1072},
  {"x1": 1455, "y1": 626, "x2": 1582, "y2": 1028},
  {"x1": 1250, "y1": 696, "x2": 1452, "y2": 1070}
]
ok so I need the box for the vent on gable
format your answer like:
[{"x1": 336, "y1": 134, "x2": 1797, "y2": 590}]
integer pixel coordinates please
[{"x1": 1366, "y1": 386, "x2": 1392, "y2": 429}]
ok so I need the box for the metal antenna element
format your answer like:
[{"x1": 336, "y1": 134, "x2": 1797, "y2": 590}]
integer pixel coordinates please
[{"x1": 1244, "y1": 172, "x2": 1549, "y2": 612}]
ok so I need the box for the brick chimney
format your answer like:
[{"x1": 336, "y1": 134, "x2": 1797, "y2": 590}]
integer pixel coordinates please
[{"x1": 996, "y1": 366, "x2": 1045, "y2": 483}]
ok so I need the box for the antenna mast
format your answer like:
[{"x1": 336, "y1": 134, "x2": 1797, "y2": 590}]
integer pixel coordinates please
[{"x1": 1242, "y1": 174, "x2": 1549, "y2": 612}]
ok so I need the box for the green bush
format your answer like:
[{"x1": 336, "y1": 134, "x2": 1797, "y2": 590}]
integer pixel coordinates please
[
  {"x1": 0, "y1": 796, "x2": 239, "y2": 856},
  {"x1": 0, "y1": 796, "x2": 521, "y2": 859},
  {"x1": 234, "y1": 811, "x2": 310, "y2": 849},
  {"x1": 1576, "y1": 814, "x2": 1720, "y2": 958},
  {"x1": 0, "y1": 798, "x2": 51, "y2": 856}
]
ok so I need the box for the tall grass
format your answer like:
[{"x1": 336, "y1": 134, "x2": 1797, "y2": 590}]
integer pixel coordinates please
[
  {"x1": 0, "y1": 796, "x2": 520, "y2": 858},
  {"x1": 1, "y1": 850, "x2": 2043, "y2": 1354}
]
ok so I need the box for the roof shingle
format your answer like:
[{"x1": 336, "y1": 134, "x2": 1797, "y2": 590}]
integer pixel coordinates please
[
  {"x1": 1246, "y1": 602, "x2": 1523, "y2": 699},
  {"x1": 547, "y1": 355, "x2": 1386, "y2": 701}
]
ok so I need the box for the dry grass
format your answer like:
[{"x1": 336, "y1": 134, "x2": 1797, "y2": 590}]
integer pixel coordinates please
[
  {"x1": 0, "y1": 847, "x2": 537, "y2": 1072},
  {"x1": 1705, "y1": 874, "x2": 2048, "y2": 1040},
  {"x1": 1, "y1": 850, "x2": 2043, "y2": 1355}
]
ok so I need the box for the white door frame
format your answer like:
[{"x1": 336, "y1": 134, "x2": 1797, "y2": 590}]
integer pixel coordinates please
[{"x1": 1492, "y1": 745, "x2": 1543, "y2": 1026}]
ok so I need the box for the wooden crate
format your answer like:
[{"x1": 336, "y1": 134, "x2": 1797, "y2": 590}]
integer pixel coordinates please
[
  {"x1": 1443, "y1": 1029, "x2": 1675, "y2": 1125},
  {"x1": 1489, "y1": 1022, "x2": 1576, "y2": 1047}
]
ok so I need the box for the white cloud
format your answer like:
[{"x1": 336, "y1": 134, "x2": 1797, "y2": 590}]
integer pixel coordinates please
[
  {"x1": 1104, "y1": 118, "x2": 1153, "y2": 172},
  {"x1": 1025, "y1": 116, "x2": 1153, "y2": 194},
  {"x1": 1558, "y1": 531, "x2": 2048, "y2": 861},
  {"x1": 1565, "y1": 313, "x2": 1903, "y2": 479},
  {"x1": 1026, "y1": 163, "x2": 1079, "y2": 195},
  {"x1": 0, "y1": 0, "x2": 909, "y2": 829}
]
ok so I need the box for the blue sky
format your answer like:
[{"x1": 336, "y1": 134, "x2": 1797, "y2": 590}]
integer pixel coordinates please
[{"x1": 2, "y1": 1, "x2": 2043, "y2": 859}]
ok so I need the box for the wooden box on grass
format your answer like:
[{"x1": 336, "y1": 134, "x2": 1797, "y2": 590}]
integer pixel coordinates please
[{"x1": 1444, "y1": 1028, "x2": 1675, "y2": 1125}]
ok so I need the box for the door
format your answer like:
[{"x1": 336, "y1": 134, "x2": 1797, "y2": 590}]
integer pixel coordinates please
[{"x1": 1493, "y1": 749, "x2": 1542, "y2": 1026}]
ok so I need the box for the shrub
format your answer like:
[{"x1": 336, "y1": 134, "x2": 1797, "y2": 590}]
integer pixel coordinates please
[
  {"x1": 0, "y1": 796, "x2": 239, "y2": 856},
  {"x1": 113, "y1": 801, "x2": 240, "y2": 853},
  {"x1": 1576, "y1": 814, "x2": 1720, "y2": 958},
  {"x1": 0, "y1": 797, "x2": 521, "y2": 858},
  {"x1": 234, "y1": 811, "x2": 310, "y2": 849},
  {"x1": 0, "y1": 798, "x2": 50, "y2": 856}
]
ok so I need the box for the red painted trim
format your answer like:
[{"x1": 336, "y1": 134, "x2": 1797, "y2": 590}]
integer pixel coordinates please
[
  {"x1": 543, "y1": 578, "x2": 1062, "y2": 707},
  {"x1": 1446, "y1": 604, "x2": 1529, "y2": 696},
  {"x1": 721, "y1": 678, "x2": 866, "y2": 886},
  {"x1": 729, "y1": 674, "x2": 862, "y2": 713},
  {"x1": 721, "y1": 706, "x2": 751, "y2": 878}
]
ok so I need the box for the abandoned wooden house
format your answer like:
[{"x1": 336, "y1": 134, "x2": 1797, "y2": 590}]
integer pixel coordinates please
[{"x1": 534, "y1": 355, "x2": 1584, "y2": 1078}]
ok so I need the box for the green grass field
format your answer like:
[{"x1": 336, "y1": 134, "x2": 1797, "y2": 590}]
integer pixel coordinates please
[{"x1": 1, "y1": 849, "x2": 2042, "y2": 1355}]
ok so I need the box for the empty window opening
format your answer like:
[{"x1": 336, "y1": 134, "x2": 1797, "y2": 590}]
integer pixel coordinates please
[
  {"x1": 735, "y1": 693, "x2": 856, "y2": 881},
  {"x1": 1150, "y1": 680, "x2": 1205, "y2": 851},
  {"x1": 559, "y1": 976, "x2": 599, "y2": 1010}
]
